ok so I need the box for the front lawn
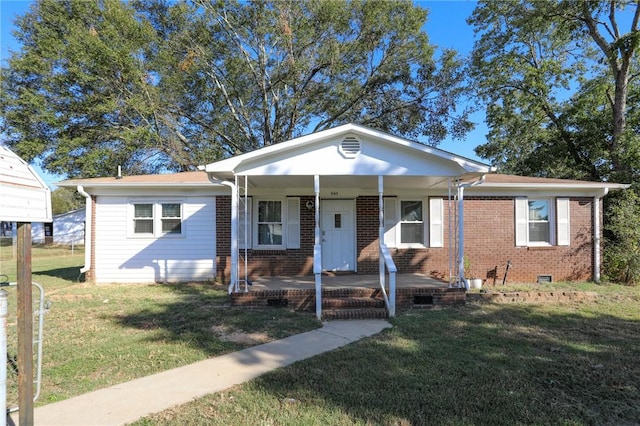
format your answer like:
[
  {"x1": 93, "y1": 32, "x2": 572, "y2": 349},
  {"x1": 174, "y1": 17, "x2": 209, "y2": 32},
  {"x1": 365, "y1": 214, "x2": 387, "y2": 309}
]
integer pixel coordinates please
[
  {"x1": 0, "y1": 244, "x2": 320, "y2": 407},
  {"x1": 134, "y1": 282, "x2": 640, "y2": 425}
]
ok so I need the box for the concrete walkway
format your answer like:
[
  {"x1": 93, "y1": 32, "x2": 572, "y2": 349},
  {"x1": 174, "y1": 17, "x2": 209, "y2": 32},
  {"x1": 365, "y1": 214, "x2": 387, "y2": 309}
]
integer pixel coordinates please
[{"x1": 11, "y1": 320, "x2": 391, "y2": 426}]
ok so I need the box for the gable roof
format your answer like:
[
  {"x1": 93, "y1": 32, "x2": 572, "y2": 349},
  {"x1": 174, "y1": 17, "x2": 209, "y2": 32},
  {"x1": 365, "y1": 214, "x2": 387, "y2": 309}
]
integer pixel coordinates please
[
  {"x1": 205, "y1": 123, "x2": 494, "y2": 179},
  {"x1": 1, "y1": 145, "x2": 52, "y2": 222}
]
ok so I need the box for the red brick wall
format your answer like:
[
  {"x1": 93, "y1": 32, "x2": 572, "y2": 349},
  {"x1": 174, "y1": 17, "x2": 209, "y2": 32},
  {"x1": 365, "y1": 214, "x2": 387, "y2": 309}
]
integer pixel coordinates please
[
  {"x1": 216, "y1": 196, "x2": 316, "y2": 282},
  {"x1": 459, "y1": 197, "x2": 594, "y2": 284},
  {"x1": 216, "y1": 195, "x2": 596, "y2": 284}
]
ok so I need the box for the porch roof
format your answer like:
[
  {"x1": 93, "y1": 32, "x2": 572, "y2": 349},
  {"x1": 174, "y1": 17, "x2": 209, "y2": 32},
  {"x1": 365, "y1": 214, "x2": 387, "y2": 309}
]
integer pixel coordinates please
[{"x1": 204, "y1": 124, "x2": 494, "y2": 181}]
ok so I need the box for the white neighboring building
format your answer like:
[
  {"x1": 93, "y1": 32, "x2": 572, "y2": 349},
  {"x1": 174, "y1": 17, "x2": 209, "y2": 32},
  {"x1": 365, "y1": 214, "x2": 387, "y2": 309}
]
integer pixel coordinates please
[{"x1": 15, "y1": 208, "x2": 86, "y2": 245}]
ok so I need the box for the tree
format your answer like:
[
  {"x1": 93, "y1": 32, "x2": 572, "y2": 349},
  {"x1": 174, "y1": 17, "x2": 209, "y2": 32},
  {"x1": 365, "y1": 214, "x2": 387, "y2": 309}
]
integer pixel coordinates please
[
  {"x1": 469, "y1": 0, "x2": 640, "y2": 283},
  {"x1": 0, "y1": 0, "x2": 178, "y2": 177},
  {"x1": 1, "y1": 0, "x2": 473, "y2": 178},
  {"x1": 51, "y1": 187, "x2": 84, "y2": 215},
  {"x1": 468, "y1": 0, "x2": 640, "y2": 184},
  {"x1": 604, "y1": 188, "x2": 640, "y2": 284}
]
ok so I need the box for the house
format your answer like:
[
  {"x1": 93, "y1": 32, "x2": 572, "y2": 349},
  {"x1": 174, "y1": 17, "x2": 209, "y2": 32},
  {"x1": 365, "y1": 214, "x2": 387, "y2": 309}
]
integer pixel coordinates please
[
  {"x1": 30, "y1": 208, "x2": 86, "y2": 245},
  {"x1": 57, "y1": 124, "x2": 627, "y2": 316}
]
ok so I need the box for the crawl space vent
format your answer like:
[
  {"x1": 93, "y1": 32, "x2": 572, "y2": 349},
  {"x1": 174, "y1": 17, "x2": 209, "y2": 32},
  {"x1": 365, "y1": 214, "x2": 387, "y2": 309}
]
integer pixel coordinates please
[
  {"x1": 537, "y1": 275, "x2": 553, "y2": 283},
  {"x1": 340, "y1": 136, "x2": 361, "y2": 157}
]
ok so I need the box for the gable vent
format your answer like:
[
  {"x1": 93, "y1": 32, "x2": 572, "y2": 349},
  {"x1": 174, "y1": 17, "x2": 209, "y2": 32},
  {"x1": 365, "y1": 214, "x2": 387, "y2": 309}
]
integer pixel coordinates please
[{"x1": 340, "y1": 136, "x2": 361, "y2": 157}]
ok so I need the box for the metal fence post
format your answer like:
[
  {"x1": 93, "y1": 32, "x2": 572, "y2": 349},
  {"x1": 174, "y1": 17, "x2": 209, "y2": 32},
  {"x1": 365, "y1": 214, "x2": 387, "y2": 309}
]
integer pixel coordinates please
[{"x1": 0, "y1": 289, "x2": 8, "y2": 426}]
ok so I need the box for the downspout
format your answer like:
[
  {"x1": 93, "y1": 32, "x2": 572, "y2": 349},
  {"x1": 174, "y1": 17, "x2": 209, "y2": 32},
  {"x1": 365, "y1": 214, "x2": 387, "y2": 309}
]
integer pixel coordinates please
[
  {"x1": 593, "y1": 188, "x2": 608, "y2": 283},
  {"x1": 77, "y1": 186, "x2": 92, "y2": 276},
  {"x1": 205, "y1": 174, "x2": 238, "y2": 294},
  {"x1": 457, "y1": 175, "x2": 486, "y2": 289}
]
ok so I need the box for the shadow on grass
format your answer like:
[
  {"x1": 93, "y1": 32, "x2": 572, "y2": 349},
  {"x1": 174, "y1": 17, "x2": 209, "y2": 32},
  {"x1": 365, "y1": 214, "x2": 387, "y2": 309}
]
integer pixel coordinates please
[
  {"x1": 109, "y1": 283, "x2": 320, "y2": 356},
  {"x1": 244, "y1": 303, "x2": 640, "y2": 425},
  {"x1": 34, "y1": 266, "x2": 84, "y2": 282}
]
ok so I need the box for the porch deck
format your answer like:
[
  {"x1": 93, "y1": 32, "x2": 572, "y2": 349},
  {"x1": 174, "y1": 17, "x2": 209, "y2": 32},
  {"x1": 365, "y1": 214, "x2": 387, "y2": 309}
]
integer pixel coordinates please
[{"x1": 230, "y1": 273, "x2": 466, "y2": 318}]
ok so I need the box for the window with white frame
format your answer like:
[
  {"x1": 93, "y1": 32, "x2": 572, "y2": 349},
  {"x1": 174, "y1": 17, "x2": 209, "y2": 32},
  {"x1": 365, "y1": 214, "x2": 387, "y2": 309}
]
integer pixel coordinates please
[
  {"x1": 257, "y1": 200, "x2": 283, "y2": 246},
  {"x1": 515, "y1": 197, "x2": 569, "y2": 246},
  {"x1": 133, "y1": 203, "x2": 154, "y2": 234},
  {"x1": 383, "y1": 197, "x2": 443, "y2": 248},
  {"x1": 527, "y1": 199, "x2": 550, "y2": 243},
  {"x1": 131, "y1": 201, "x2": 183, "y2": 237},
  {"x1": 161, "y1": 203, "x2": 182, "y2": 234},
  {"x1": 399, "y1": 200, "x2": 423, "y2": 245}
]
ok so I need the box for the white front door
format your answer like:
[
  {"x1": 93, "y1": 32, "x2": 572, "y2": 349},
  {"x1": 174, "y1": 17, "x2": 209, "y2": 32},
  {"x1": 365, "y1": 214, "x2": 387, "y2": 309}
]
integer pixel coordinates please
[{"x1": 321, "y1": 199, "x2": 356, "y2": 271}]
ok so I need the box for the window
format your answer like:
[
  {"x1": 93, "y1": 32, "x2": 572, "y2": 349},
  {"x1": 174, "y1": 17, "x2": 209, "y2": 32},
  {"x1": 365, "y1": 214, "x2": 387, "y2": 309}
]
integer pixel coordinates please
[
  {"x1": 400, "y1": 200, "x2": 423, "y2": 245},
  {"x1": 515, "y1": 198, "x2": 569, "y2": 246},
  {"x1": 528, "y1": 200, "x2": 549, "y2": 243},
  {"x1": 131, "y1": 201, "x2": 183, "y2": 237},
  {"x1": 134, "y1": 203, "x2": 154, "y2": 234},
  {"x1": 257, "y1": 200, "x2": 283, "y2": 246},
  {"x1": 383, "y1": 198, "x2": 442, "y2": 248},
  {"x1": 161, "y1": 203, "x2": 182, "y2": 234}
]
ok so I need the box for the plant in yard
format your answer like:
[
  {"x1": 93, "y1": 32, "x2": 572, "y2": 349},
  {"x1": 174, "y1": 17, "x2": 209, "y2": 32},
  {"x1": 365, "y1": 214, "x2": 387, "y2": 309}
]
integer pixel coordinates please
[{"x1": 604, "y1": 188, "x2": 640, "y2": 285}]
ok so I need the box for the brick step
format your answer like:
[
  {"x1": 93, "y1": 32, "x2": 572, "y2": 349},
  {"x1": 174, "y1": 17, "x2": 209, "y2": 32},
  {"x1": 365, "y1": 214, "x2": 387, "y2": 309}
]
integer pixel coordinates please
[
  {"x1": 322, "y1": 296, "x2": 385, "y2": 309},
  {"x1": 322, "y1": 307, "x2": 388, "y2": 320},
  {"x1": 321, "y1": 287, "x2": 381, "y2": 298}
]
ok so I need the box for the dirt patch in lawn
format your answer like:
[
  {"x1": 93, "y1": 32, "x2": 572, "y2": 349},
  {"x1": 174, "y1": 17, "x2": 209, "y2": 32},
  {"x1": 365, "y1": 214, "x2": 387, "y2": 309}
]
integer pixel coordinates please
[{"x1": 210, "y1": 325, "x2": 270, "y2": 345}]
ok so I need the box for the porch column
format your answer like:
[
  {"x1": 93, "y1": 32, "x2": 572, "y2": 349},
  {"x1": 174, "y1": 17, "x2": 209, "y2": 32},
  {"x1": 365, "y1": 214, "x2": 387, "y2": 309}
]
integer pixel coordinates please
[
  {"x1": 314, "y1": 175, "x2": 322, "y2": 320},
  {"x1": 215, "y1": 178, "x2": 239, "y2": 294},
  {"x1": 378, "y1": 176, "x2": 385, "y2": 289},
  {"x1": 230, "y1": 176, "x2": 239, "y2": 293},
  {"x1": 457, "y1": 183, "x2": 466, "y2": 289},
  {"x1": 457, "y1": 175, "x2": 486, "y2": 289},
  {"x1": 379, "y1": 175, "x2": 395, "y2": 317}
]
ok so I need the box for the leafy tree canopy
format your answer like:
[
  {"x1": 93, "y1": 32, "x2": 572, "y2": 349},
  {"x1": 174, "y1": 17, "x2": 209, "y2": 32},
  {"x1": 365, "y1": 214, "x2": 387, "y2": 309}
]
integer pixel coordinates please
[
  {"x1": 51, "y1": 186, "x2": 84, "y2": 215},
  {"x1": 469, "y1": 0, "x2": 640, "y2": 184},
  {"x1": 1, "y1": 0, "x2": 473, "y2": 178}
]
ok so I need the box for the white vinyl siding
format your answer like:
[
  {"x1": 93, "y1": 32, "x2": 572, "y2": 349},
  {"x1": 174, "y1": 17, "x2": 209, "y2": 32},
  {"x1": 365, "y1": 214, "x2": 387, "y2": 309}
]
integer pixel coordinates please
[{"x1": 94, "y1": 196, "x2": 216, "y2": 283}]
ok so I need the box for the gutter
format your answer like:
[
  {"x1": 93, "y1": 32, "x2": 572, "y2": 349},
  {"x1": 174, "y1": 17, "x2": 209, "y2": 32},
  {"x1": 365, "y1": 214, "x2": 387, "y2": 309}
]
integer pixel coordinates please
[
  {"x1": 76, "y1": 186, "x2": 92, "y2": 275},
  {"x1": 593, "y1": 188, "x2": 608, "y2": 283},
  {"x1": 204, "y1": 172, "x2": 238, "y2": 294}
]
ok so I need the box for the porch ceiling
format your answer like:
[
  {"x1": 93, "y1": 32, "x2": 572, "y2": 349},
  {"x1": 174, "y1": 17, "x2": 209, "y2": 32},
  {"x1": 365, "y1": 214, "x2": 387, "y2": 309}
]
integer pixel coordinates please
[{"x1": 242, "y1": 174, "x2": 456, "y2": 190}]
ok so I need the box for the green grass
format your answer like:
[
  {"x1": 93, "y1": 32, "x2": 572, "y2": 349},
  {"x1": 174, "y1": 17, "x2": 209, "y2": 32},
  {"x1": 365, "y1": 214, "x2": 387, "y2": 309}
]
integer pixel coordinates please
[
  {"x1": 3, "y1": 244, "x2": 640, "y2": 424},
  {"x1": 0, "y1": 245, "x2": 321, "y2": 407},
  {"x1": 134, "y1": 283, "x2": 640, "y2": 426}
]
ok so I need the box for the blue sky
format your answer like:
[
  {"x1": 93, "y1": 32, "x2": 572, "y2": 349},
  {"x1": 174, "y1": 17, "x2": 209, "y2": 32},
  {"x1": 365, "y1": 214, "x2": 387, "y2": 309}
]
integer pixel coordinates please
[{"x1": 1, "y1": 0, "x2": 487, "y2": 187}]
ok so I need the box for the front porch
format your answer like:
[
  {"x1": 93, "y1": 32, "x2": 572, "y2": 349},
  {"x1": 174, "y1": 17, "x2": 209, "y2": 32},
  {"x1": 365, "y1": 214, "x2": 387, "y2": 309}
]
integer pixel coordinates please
[{"x1": 230, "y1": 273, "x2": 466, "y2": 320}]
